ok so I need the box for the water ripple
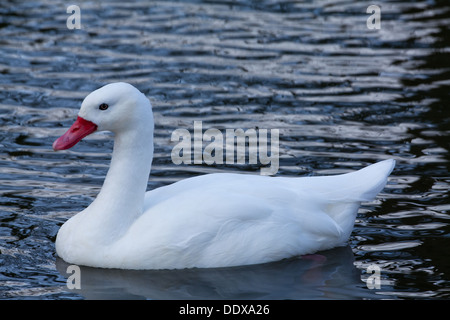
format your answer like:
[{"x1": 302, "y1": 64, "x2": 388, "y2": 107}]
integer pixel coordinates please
[{"x1": 0, "y1": 0, "x2": 449, "y2": 299}]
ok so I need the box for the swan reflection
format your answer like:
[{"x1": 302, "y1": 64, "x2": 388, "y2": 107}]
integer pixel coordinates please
[{"x1": 56, "y1": 246, "x2": 389, "y2": 299}]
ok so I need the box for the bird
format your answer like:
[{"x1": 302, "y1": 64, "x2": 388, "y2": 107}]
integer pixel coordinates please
[{"x1": 53, "y1": 82, "x2": 395, "y2": 270}]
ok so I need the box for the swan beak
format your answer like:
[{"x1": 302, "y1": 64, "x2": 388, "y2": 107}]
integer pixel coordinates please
[{"x1": 53, "y1": 116, "x2": 98, "y2": 151}]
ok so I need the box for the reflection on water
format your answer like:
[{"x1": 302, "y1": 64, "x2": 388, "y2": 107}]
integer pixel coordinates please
[
  {"x1": 0, "y1": 0, "x2": 449, "y2": 299},
  {"x1": 54, "y1": 246, "x2": 394, "y2": 300}
]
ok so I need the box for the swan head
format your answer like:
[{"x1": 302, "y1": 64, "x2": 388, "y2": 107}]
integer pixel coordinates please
[{"x1": 53, "y1": 82, "x2": 152, "y2": 150}]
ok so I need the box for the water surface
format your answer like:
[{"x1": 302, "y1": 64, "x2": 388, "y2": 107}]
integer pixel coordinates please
[{"x1": 0, "y1": 0, "x2": 449, "y2": 299}]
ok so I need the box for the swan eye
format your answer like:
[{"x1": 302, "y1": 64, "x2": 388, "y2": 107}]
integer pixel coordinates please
[{"x1": 99, "y1": 103, "x2": 109, "y2": 111}]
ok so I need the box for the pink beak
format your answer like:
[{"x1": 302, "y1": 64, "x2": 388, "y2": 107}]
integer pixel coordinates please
[{"x1": 53, "y1": 116, "x2": 98, "y2": 151}]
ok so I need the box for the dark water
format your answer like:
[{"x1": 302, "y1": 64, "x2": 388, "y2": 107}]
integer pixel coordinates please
[{"x1": 0, "y1": 0, "x2": 449, "y2": 300}]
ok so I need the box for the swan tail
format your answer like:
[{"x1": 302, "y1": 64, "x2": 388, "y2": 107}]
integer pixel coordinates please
[
  {"x1": 310, "y1": 159, "x2": 396, "y2": 203},
  {"x1": 341, "y1": 158, "x2": 395, "y2": 202},
  {"x1": 308, "y1": 159, "x2": 395, "y2": 241}
]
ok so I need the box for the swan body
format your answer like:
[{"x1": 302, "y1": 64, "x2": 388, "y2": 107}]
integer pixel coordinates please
[{"x1": 54, "y1": 82, "x2": 395, "y2": 270}]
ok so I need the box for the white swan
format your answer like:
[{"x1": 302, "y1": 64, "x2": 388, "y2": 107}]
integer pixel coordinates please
[{"x1": 53, "y1": 82, "x2": 395, "y2": 270}]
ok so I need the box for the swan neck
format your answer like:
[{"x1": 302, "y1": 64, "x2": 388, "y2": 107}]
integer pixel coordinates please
[{"x1": 91, "y1": 124, "x2": 154, "y2": 224}]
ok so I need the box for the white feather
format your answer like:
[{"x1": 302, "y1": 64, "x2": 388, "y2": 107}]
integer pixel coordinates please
[{"x1": 55, "y1": 83, "x2": 395, "y2": 270}]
